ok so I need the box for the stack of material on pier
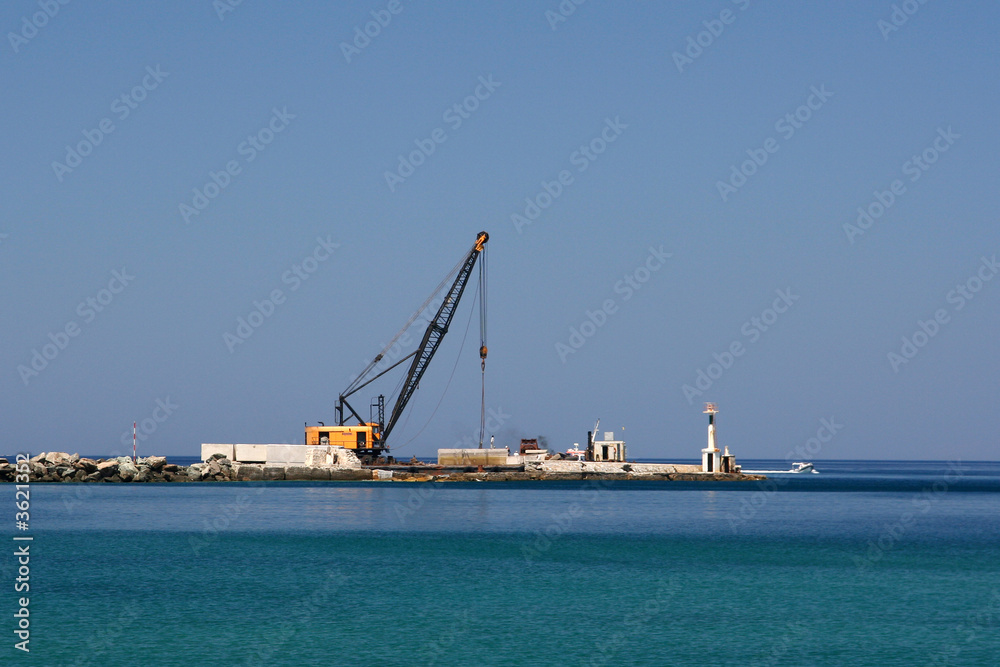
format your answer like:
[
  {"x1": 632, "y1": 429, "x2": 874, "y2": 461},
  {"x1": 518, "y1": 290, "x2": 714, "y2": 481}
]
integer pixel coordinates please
[
  {"x1": 304, "y1": 445, "x2": 361, "y2": 468},
  {"x1": 437, "y1": 448, "x2": 510, "y2": 466}
]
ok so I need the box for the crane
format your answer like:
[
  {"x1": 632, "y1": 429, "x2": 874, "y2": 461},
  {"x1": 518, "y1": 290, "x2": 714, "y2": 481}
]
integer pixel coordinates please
[{"x1": 305, "y1": 231, "x2": 489, "y2": 463}]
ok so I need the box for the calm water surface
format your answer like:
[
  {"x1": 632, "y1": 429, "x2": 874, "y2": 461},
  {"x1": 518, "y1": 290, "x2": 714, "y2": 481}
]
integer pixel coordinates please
[{"x1": 6, "y1": 460, "x2": 999, "y2": 666}]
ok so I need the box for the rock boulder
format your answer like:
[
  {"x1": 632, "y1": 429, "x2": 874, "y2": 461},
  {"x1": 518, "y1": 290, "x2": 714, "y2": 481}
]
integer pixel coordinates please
[
  {"x1": 118, "y1": 460, "x2": 138, "y2": 481},
  {"x1": 97, "y1": 460, "x2": 119, "y2": 478},
  {"x1": 43, "y1": 452, "x2": 73, "y2": 466},
  {"x1": 143, "y1": 456, "x2": 167, "y2": 471}
]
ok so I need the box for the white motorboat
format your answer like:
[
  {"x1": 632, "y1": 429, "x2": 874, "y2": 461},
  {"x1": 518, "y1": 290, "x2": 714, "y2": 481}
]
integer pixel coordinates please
[{"x1": 741, "y1": 461, "x2": 819, "y2": 475}]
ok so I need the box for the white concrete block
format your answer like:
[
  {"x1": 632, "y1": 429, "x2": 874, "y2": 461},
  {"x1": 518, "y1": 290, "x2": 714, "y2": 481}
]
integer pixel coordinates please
[
  {"x1": 266, "y1": 444, "x2": 306, "y2": 465},
  {"x1": 234, "y1": 444, "x2": 268, "y2": 463}
]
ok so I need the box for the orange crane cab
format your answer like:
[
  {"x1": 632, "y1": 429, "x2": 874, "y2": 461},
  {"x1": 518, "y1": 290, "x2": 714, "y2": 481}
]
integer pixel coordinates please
[{"x1": 304, "y1": 423, "x2": 381, "y2": 453}]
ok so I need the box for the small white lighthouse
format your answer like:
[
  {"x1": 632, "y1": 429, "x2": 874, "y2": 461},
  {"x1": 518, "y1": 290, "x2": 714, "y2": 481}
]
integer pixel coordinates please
[{"x1": 701, "y1": 403, "x2": 721, "y2": 473}]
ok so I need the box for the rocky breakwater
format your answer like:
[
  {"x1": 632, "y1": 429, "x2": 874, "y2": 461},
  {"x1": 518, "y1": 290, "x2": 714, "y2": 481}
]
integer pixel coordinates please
[
  {"x1": 0, "y1": 450, "x2": 373, "y2": 483},
  {"x1": 0, "y1": 452, "x2": 183, "y2": 483}
]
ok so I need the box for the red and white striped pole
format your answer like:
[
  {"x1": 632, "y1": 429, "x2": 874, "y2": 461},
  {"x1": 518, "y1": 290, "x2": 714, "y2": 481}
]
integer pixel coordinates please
[{"x1": 133, "y1": 421, "x2": 137, "y2": 463}]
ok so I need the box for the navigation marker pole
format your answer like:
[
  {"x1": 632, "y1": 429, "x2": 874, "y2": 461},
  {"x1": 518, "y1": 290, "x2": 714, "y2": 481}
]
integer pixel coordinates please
[{"x1": 133, "y1": 421, "x2": 137, "y2": 463}]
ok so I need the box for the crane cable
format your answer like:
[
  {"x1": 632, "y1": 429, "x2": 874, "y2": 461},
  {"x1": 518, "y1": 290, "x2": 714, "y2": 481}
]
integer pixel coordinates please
[
  {"x1": 396, "y1": 285, "x2": 479, "y2": 450},
  {"x1": 478, "y1": 245, "x2": 488, "y2": 448},
  {"x1": 385, "y1": 242, "x2": 489, "y2": 452},
  {"x1": 343, "y1": 252, "x2": 467, "y2": 398}
]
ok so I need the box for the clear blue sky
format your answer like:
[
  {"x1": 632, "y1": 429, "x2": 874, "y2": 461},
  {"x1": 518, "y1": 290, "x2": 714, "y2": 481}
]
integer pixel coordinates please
[{"x1": 3, "y1": 1, "x2": 998, "y2": 461}]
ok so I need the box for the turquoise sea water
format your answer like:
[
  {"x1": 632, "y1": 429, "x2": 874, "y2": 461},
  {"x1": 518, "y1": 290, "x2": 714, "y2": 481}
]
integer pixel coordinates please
[{"x1": 6, "y1": 461, "x2": 1000, "y2": 666}]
